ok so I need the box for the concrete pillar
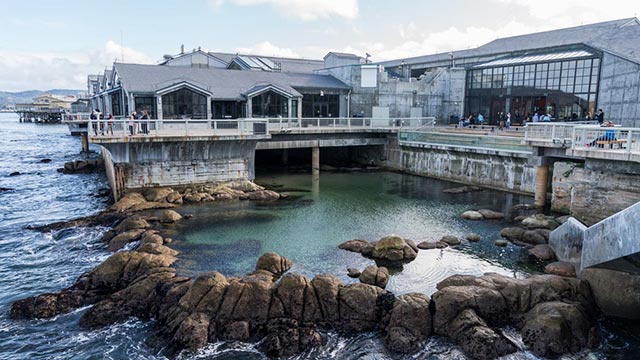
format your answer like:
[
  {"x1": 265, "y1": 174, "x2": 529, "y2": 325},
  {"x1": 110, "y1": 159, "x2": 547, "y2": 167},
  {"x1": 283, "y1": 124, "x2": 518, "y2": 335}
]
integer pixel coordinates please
[
  {"x1": 282, "y1": 149, "x2": 288, "y2": 166},
  {"x1": 312, "y1": 146, "x2": 320, "y2": 175},
  {"x1": 81, "y1": 132, "x2": 89, "y2": 153},
  {"x1": 287, "y1": 98, "x2": 292, "y2": 118},
  {"x1": 535, "y1": 165, "x2": 549, "y2": 208},
  {"x1": 297, "y1": 97, "x2": 302, "y2": 119},
  {"x1": 206, "y1": 96, "x2": 212, "y2": 119}
]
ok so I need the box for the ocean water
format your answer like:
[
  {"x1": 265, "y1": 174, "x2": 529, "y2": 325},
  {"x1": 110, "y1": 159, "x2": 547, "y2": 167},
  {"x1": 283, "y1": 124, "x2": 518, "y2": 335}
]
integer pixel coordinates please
[{"x1": 0, "y1": 112, "x2": 637, "y2": 359}]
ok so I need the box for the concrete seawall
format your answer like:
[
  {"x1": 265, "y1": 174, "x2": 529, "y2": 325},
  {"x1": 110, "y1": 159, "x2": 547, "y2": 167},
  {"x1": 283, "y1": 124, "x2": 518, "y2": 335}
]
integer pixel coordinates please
[
  {"x1": 385, "y1": 136, "x2": 537, "y2": 195},
  {"x1": 101, "y1": 139, "x2": 259, "y2": 197}
]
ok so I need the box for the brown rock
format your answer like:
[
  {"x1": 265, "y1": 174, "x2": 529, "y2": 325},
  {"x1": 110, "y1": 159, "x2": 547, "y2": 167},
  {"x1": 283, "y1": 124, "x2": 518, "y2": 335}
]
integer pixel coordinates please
[
  {"x1": 248, "y1": 190, "x2": 280, "y2": 201},
  {"x1": 528, "y1": 244, "x2": 556, "y2": 261},
  {"x1": 143, "y1": 187, "x2": 174, "y2": 202},
  {"x1": 160, "y1": 209, "x2": 182, "y2": 223},
  {"x1": 440, "y1": 235, "x2": 461, "y2": 246},
  {"x1": 107, "y1": 229, "x2": 146, "y2": 251},
  {"x1": 461, "y1": 210, "x2": 483, "y2": 220},
  {"x1": 544, "y1": 261, "x2": 576, "y2": 277},
  {"x1": 500, "y1": 227, "x2": 525, "y2": 241},
  {"x1": 347, "y1": 268, "x2": 361, "y2": 278},
  {"x1": 166, "y1": 191, "x2": 183, "y2": 204},
  {"x1": 359, "y1": 265, "x2": 390, "y2": 289},
  {"x1": 477, "y1": 209, "x2": 505, "y2": 219},
  {"x1": 128, "y1": 201, "x2": 176, "y2": 212},
  {"x1": 255, "y1": 252, "x2": 293, "y2": 279},
  {"x1": 110, "y1": 192, "x2": 146, "y2": 212},
  {"x1": 466, "y1": 233, "x2": 481, "y2": 242},
  {"x1": 580, "y1": 268, "x2": 640, "y2": 319},
  {"x1": 338, "y1": 239, "x2": 369, "y2": 253},
  {"x1": 494, "y1": 239, "x2": 508, "y2": 247},
  {"x1": 521, "y1": 230, "x2": 547, "y2": 245},
  {"x1": 385, "y1": 293, "x2": 432, "y2": 353},
  {"x1": 417, "y1": 241, "x2": 448, "y2": 249},
  {"x1": 338, "y1": 283, "x2": 384, "y2": 332}
]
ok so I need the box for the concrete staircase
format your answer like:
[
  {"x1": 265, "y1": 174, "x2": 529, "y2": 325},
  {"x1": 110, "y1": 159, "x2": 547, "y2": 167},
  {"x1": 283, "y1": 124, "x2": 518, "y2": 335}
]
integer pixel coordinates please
[{"x1": 550, "y1": 201, "x2": 640, "y2": 274}]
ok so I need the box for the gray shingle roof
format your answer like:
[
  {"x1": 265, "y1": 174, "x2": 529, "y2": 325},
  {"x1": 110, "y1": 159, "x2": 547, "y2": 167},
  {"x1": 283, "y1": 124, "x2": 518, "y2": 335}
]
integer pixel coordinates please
[
  {"x1": 113, "y1": 63, "x2": 348, "y2": 100},
  {"x1": 208, "y1": 52, "x2": 323, "y2": 73},
  {"x1": 379, "y1": 18, "x2": 640, "y2": 68}
]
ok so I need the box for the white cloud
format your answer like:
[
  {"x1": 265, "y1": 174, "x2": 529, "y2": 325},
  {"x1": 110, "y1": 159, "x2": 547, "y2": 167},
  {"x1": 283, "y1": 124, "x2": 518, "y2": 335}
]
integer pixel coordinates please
[
  {"x1": 235, "y1": 41, "x2": 300, "y2": 57},
  {"x1": 494, "y1": 0, "x2": 640, "y2": 26},
  {"x1": 0, "y1": 41, "x2": 153, "y2": 92},
  {"x1": 214, "y1": 0, "x2": 359, "y2": 20}
]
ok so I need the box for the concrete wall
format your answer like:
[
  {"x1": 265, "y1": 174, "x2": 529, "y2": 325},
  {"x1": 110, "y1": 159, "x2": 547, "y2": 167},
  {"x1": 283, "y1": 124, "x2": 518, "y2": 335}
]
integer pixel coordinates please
[
  {"x1": 102, "y1": 140, "x2": 258, "y2": 190},
  {"x1": 549, "y1": 218, "x2": 587, "y2": 271},
  {"x1": 551, "y1": 161, "x2": 640, "y2": 225},
  {"x1": 597, "y1": 53, "x2": 640, "y2": 127},
  {"x1": 322, "y1": 65, "x2": 465, "y2": 120},
  {"x1": 386, "y1": 136, "x2": 537, "y2": 194}
]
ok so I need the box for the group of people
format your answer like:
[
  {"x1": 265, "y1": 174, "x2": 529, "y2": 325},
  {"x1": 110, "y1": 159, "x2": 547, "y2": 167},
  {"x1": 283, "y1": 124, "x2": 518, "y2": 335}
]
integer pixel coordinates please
[
  {"x1": 127, "y1": 111, "x2": 151, "y2": 135},
  {"x1": 90, "y1": 109, "x2": 114, "y2": 136},
  {"x1": 89, "y1": 109, "x2": 152, "y2": 136}
]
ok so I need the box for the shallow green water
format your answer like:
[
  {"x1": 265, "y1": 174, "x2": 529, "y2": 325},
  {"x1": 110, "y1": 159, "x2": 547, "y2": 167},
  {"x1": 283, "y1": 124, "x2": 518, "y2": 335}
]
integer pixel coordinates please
[{"x1": 171, "y1": 171, "x2": 536, "y2": 295}]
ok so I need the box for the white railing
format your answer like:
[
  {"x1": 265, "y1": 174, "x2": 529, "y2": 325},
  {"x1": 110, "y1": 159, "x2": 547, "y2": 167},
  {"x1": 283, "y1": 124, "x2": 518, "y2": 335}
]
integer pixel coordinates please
[
  {"x1": 88, "y1": 119, "x2": 269, "y2": 137},
  {"x1": 264, "y1": 117, "x2": 436, "y2": 131},
  {"x1": 524, "y1": 121, "x2": 598, "y2": 144},
  {"x1": 88, "y1": 117, "x2": 436, "y2": 138},
  {"x1": 571, "y1": 126, "x2": 640, "y2": 154},
  {"x1": 62, "y1": 113, "x2": 93, "y2": 122}
]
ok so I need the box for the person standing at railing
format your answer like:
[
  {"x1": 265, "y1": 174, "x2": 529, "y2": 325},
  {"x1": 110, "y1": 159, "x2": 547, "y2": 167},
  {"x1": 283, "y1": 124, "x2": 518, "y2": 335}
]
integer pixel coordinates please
[
  {"x1": 90, "y1": 109, "x2": 98, "y2": 135},
  {"x1": 506, "y1": 113, "x2": 511, "y2": 129},
  {"x1": 141, "y1": 111, "x2": 150, "y2": 135},
  {"x1": 596, "y1": 109, "x2": 605, "y2": 125},
  {"x1": 128, "y1": 112, "x2": 136, "y2": 135},
  {"x1": 532, "y1": 113, "x2": 540, "y2": 122},
  {"x1": 106, "y1": 113, "x2": 114, "y2": 135}
]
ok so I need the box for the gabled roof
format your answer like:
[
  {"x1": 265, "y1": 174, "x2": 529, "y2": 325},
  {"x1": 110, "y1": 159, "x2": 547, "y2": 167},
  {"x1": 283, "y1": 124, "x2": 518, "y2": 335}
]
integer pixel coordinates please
[
  {"x1": 158, "y1": 49, "x2": 227, "y2": 67},
  {"x1": 113, "y1": 63, "x2": 349, "y2": 101}
]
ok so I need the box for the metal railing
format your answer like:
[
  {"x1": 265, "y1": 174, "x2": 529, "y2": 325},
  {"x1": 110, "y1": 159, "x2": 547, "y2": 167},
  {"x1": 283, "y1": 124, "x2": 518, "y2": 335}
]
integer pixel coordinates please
[
  {"x1": 88, "y1": 117, "x2": 436, "y2": 138},
  {"x1": 264, "y1": 117, "x2": 436, "y2": 131},
  {"x1": 571, "y1": 126, "x2": 640, "y2": 154},
  {"x1": 88, "y1": 118, "x2": 269, "y2": 137},
  {"x1": 524, "y1": 121, "x2": 599, "y2": 145}
]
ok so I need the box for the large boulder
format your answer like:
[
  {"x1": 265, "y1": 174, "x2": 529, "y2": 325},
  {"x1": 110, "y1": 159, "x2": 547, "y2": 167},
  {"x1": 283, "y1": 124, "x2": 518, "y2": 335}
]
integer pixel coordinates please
[
  {"x1": 160, "y1": 209, "x2": 182, "y2": 223},
  {"x1": 369, "y1": 235, "x2": 417, "y2": 266},
  {"x1": 581, "y1": 268, "x2": 640, "y2": 319},
  {"x1": 500, "y1": 227, "x2": 525, "y2": 241},
  {"x1": 384, "y1": 293, "x2": 432, "y2": 353},
  {"x1": 521, "y1": 230, "x2": 547, "y2": 245},
  {"x1": 418, "y1": 241, "x2": 448, "y2": 249},
  {"x1": 528, "y1": 244, "x2": 556, "y2": 261},
  {"x1": 521, "y1": 214, "x2": 560, "y2": 230},
  {"x1": 338, "y1": 283, "x2": 384, "y2": 332},
  {"x1": 544, "y1": 261, "x2": 576, "y2": 277},
  {"x1": 110, "y1": 192, "x2": 146, "y2": 212},
  {"x1": 359, "y1": 265, "x2": 390, "y2": 289},
  {"x1": 521, "y1": 301, "x2": 594, "y2": 357},
  {"x1": 254, "y1": 252, "x2": 292, "y2": 279},
  {"x1": 248, "y1": 190, "x2": 280, "y2": 201},
  {"x1": 439, "y1": 235, "x2": 461, "y2": 246},
  {"x1": 107, "y1": 229, "x2": 146, "y2": 251}
]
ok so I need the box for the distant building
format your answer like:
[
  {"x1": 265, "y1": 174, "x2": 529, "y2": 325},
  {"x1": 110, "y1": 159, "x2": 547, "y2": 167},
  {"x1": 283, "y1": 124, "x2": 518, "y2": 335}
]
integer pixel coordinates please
[{"x1": 15, "y1": 93, "x2": 77, "y2": 121}]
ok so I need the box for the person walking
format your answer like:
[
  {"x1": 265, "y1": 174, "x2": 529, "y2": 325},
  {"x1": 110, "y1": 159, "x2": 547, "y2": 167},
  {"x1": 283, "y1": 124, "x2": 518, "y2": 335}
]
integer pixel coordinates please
[
  {"x1": 477, "y1": 113, "x2": 484, "y2": 125},
  {"x1": 542, "y1": 113, "x2": 551, "y2": 122},
  {"x1": 90, "y1": 109, "x2": 98, "y2": 136},
  {"x1": 505, "y1": 113, "x2": 511, "y2": 129}
]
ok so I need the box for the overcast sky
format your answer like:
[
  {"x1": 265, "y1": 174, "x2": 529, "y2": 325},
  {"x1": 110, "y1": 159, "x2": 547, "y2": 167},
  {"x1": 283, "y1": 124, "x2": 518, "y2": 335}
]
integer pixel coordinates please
[{"x1": 1, "y1": 0, "x2": 639, "y2": 91}]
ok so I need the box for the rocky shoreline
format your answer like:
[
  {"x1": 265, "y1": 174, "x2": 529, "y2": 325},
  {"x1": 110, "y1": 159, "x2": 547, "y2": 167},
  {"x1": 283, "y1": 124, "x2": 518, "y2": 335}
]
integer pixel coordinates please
[{"x1": 11, "y1": 184, "x2": 603, "y2": 359}]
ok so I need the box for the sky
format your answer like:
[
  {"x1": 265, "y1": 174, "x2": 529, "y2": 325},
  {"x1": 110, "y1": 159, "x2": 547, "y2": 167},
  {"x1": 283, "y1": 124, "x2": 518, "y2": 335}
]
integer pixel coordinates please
[{"x1": 1, "y1": 0, "x2": 639, "y2": 92}]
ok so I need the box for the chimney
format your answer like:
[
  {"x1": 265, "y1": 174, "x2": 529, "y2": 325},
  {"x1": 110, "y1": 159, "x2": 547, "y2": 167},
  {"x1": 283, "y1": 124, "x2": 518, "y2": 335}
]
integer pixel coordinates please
[{"x1": 180, "y1": 44, "x2": 185, "y2": 54}]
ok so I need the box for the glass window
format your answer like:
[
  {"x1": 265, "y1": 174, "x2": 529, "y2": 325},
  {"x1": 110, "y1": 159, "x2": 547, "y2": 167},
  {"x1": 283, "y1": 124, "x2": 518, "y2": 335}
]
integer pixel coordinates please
[
  {"x1": 301, "y1": 94, "x2": 339, "y2": 117},
  {"x1": 161, "y1": 88, "x2": 207, "y2": 119},
  {"x1": 472, "y1": 70, "x2": 482, "y2": 89},
  {"x1": 513, "y1": 66, "x2": 524, "y2": 86},
  {"x1": 482, "y1": 68, "x2": 492, "y2": 89},
  {"x1": 503, "y1": 66, "x2": 513, "y2": 87},
  {"x1": 251, "y1": 91, "x2": 288, "y2": 118},
  {"x1": 110, "y1": 91, "x2": 122, "y2": 116},
  {"x1": 535, "y1": 63, "x2": 548, "y2": 88},
  {"x1": 134, "y1": 96, "x2": 155, "y2": 118}
]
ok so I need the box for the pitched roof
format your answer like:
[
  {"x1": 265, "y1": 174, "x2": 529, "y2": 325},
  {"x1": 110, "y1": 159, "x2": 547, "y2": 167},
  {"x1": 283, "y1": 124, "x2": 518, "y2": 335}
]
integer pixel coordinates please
[
  {"x1": 209, "y1": 52, "x2": 323, "y2": 73},
  {"x1": 379, "y1": 18, "x2": 640, "y2": 68},
  {"x1": 324, "y1": 52, "x2": 362, "y2": 59},
  {"x1": 113, "y1": 63, "x2": 349, "y2": 100}
]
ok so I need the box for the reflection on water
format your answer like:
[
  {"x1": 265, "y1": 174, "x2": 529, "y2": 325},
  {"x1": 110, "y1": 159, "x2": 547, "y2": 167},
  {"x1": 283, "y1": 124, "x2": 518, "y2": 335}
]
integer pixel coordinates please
[{"x1": 172, "y1": 171, "x2": 533, "y2": 296}]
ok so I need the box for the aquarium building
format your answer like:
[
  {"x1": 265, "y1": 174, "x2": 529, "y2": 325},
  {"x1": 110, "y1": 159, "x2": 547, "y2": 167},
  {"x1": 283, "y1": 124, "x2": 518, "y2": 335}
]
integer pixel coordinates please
[{"x1": 88, "y1": 17, "x2": 640, "y2": 127}]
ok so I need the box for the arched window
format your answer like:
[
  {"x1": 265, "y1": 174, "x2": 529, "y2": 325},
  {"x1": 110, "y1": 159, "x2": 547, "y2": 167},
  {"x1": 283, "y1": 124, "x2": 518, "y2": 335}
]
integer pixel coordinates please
[{"x1": 251, "y1": 91, "x2": 287, "y2": 117}]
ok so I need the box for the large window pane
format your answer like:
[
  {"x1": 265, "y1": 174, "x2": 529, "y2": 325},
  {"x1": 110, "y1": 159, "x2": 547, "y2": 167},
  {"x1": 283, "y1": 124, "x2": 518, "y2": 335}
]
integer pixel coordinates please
[
  {"x1": 161, "y1": 88, "x2": 207, "y2": 119},
  {"x1": 134, "y1": 96, "x2": 155, "y2": 118},
  {"x1": 251, "y1": 91, "x2": 288, "y2": 117}
]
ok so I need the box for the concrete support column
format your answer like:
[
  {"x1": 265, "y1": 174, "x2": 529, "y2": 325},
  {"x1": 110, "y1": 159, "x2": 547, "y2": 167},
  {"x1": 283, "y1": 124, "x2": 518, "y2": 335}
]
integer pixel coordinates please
[
  {"x1": 312, "y1": 146, "x2": 320, "y2": 175},
  {"x1": 535, "y1": 164, "x2": 549, "y2": 208},
  {"x1": 81, "y1": 132, "x2": 89, "y2": 153},
  {"x1": 287, "y1": 98, "x2": 292, "y2": 118},
  {"x1": 206, "y1": 96, "x2": 212, "y2": 119},
  {"x1": 282, "y1": 149, "x2": 288, "y2": 166}
]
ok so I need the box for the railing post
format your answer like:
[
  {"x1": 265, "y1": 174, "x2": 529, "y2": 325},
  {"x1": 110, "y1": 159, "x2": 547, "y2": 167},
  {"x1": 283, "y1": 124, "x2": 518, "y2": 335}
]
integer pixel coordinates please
[
  {"x1": 627, "y1": 130, "x2": 633, "y2": 154},
  {"x1": 155, "y1": 120, "x2": 159, "y2": 136},
  {"x1": 185, "y1": 119, "x2": 189, "y2": 136},
  {"x1": 551, "y1": 124, "x2": 556, "y2": 140}
]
